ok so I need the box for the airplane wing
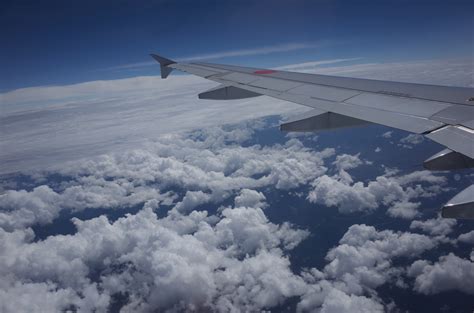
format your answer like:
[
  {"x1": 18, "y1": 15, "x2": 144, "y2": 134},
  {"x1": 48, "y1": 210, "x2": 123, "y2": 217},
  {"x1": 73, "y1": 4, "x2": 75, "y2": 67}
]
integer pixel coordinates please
[{"x1": 150, "y1": 54, "x2": 474, "y2": 219}]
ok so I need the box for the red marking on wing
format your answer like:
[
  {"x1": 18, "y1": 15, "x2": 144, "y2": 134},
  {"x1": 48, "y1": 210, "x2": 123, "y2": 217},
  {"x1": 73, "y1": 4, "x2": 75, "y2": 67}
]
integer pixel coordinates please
[{"x1": 254, "y1": 70, "x2": 277, "y2": 74}]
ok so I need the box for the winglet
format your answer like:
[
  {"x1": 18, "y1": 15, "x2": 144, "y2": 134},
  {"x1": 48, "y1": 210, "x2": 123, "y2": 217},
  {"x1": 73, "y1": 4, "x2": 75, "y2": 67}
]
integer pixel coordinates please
[{"x1": 150, "y1": 54, "x2": 176, "y2": 79}]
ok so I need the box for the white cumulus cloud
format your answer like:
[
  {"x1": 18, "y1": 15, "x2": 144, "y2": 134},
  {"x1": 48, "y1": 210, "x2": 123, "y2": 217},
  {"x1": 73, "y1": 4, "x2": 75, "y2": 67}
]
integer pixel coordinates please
[
  {"x1": 0, "y1": 203, "x2": 310, "y2": 313},
  {"x1": 408, "y1": 253, "x2": 474, "y2": 295},
  {"x1": 308, "y1": 160, "x2": 447, "y2": 217}
]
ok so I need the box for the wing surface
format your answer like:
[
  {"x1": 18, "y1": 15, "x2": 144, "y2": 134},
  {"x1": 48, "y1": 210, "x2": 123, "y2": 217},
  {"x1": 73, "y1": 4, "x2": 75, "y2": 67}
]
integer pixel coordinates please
[
  {"x1": 151, "y1": 54, "x2": 474, "y2": 218},
  {"x1": 156, "y1": 57, "x2": 474, "y2": 157}
]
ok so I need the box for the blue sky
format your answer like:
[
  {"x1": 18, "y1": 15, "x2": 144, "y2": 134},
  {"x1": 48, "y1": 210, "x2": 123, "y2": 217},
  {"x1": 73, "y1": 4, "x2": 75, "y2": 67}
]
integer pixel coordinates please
[{"x1": 1, "y1": 0, "x2": 473, "y2": 91}]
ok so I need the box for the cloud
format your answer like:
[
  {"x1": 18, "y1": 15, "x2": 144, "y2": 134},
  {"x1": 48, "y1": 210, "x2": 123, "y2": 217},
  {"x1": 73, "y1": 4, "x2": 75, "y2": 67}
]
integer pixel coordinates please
[
  {"x1": 0, "y1": 186, "x2": 61, "y2": 230},
  {"x1": 0, "y1": 123, "x2": 334, "y2": 230},
  {"x1": 181, "y1": 42, "x2": 322, "y2": 61},
  {"x1": 297, "y1": 224, "x2": 439, "y2": 312},
  {"x1": 324, "y1": 224, "x2": 436, "y2": 288},
  {"x1": 107, "y1": 42, "x2": 324, "y2": 71},
  {"x1": 458, "y1": 231, "x2": 474, "y2": 244},
  {"x1": 2, "y1": 122, "x2": 443, "y2": 231},
  {"x1": 2, "y1": 100, "x2": 466, "y2": 310},
  {"x1": 0, "y1": 128, "x2": 459, "y2": 312},
  {"x1": 0, "y1": 200, "x2": 310, "y2": 312},
  {"x1": 1, "y1": 195, "x2": 448, "y2": 313},
  {"x1": 1, "y1": 56, "x2": 470, "y2": 311},
  {"x1": 2, "y1": 58, "x2": 471, "y2": 173},
  {"x1": 400, "y1": 134, "x2": 424, "y2": 145},
  {"x1": 408, "y1": 253, "x2": 474, "y2": 295},
  {"x1": 410, "y1": 216, "x2": 457, "y2": 236},
  {"x1": 234, "y1": 189, "x2": 266, "y2": 208},
  {"x1": 173, "y1": 191, "x2": 211, "y2": 213},
  {"x1": 307, "y1": 157, "x2": 447, "y2": 217},
  {"x1": 296, "y1": 58, "x2": 474, "y2": 87},
  {"x1": 308, "y1": 175, "x2": 378, "y2": 213},
  {"x1": 0, "y1": 120, "x2": 454, "y2": 312},
  {"x1": 274, "y1": 58, "x2": 361, "y2": 71},
  {"x1": 0, "y1": 281, "x2": 109, "y2": 313},
  {"x1": 0, "y1": 76, "x2": 306, "y2": 174},
  {"x1": 398, "y1": 134, "x2": 424, "y2": 149},
  {"x1": 386, "y1": 201, "x2": 420, "y2": 219},
  {"x1": 0, "y1": 176, "x2": 171, "y2": 231},
  {"x1": 333, "y1": 153, "x2": 364, "y2": 172},
  {"x1": 297, "y1": 283, "x2": 384, "y2": 313},
  {"x1": 381, "y1": 131, "x2": 393, "y2": 138}
]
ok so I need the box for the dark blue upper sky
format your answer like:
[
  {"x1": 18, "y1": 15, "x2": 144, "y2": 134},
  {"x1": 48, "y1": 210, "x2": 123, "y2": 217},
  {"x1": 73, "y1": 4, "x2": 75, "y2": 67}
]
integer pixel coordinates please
[{"x1": 1, "y1": 0, "x2": 473, "y2": 91}]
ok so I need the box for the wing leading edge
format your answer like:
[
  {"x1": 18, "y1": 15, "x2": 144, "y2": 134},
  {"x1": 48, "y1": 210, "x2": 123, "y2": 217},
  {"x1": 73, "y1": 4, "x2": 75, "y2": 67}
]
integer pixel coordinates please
[{"x1": 150, "y1": 53, "x2": 474, "y2": 219}]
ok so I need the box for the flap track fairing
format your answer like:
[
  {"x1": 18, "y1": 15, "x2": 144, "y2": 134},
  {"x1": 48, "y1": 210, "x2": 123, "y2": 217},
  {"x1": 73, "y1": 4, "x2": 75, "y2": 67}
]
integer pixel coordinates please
[
  {"x1": 198, "y1": 85, "x2": 261, "y2": 100},
  {"x1": 280, "y1": 109, "x2": 371, "y2": 132}
]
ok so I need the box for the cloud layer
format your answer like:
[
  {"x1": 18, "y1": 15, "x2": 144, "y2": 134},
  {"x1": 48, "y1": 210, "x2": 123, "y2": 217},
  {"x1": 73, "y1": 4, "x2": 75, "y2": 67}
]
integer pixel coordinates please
[
  {"x1": 1, "y1": 58, "x2": 473, "y2": 312},
  {"x1": 1, "y1": 120, "x2": 472, "y2": 312},
  {"x1": 1, "y1": 58, "x2": 472, "y2": 174},
  {"x1": 0, "y1": 123, "x2": 333, "y2": 230}
]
